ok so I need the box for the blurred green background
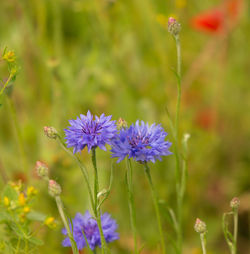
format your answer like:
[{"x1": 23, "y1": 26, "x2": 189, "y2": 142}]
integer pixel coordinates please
[{"x1": 0, "y1": 0, "x2": 249, "y2": 253}]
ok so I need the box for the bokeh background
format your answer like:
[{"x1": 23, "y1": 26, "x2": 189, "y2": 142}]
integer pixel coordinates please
[{"x1": 0, "y1": 0, "x2": 249, "y2": 253}]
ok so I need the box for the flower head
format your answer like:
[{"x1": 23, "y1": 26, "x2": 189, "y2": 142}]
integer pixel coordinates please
[
  {"x1": 62, "y1": 211, "x2": 119, "y2": 251},
  {"x1": 168, "y1": 17, "x2": 181, "y2": 36},
  {"x1": 111, "y1": 120, "x2": 172, "y2": 163},
  {"x1": 64, "y1": 111, "x2": 117, "y2": 154},
  {"x1": 230, "y1": 197, "x2": 240, "y2": 210},
  {"x1": 48, "y1": 180, "x2": 62, "y2": 197},
  {"x1": 194, "y1": 218, "x2": 207, "y2": 234}
]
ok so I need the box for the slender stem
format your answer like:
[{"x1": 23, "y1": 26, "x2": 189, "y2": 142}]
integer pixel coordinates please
[
  {"x1": 92, "y1": 149, "x2": 99, "y2": 211},
  {"x1": 200, "y1": 233, "x2": 207, "y2": 254},
  {"x1": 15, "y1": 237, "x2": 21, "y2": 254},
  {"x1": 57, "y1": 137, "x2": 95, "y2": 211},
  {"x1": 55, "y1": 196, "x2": 78, "y2": 254},
  {"x1": 144, "y1": 163, "x2": 166, "y2": 254},
  {"x1": 0, "y1": 73, "x2": 13, "y2": 96},
  {"x1": 174, "y1": 33, "x2": 183, "y2": 254},
  {"x1": 7, "y1": 97, "x2": 28, "y2": 172},
  {"x1": 175, "y1": 35, "x2": 181, "y2": 140},
  {"x1": 233, "y1": 209, "x2": 238, "y2": 254},
  {"x1": 91, "y1": 149, "x2": 109, "y2": 254},
  {"x1": 126, "y1": 159, "x2": 138, "y2": 254}
]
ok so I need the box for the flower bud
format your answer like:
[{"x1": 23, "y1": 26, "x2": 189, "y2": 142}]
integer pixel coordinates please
[
  {"x1": 35, "y1": 161, "x2": 49, "y2": 180},
  {"x1": 97, "y1": 188, "x2": 108, "y2": 199},
  {"x1": 230, "y1": 197, "x2": 240, "y2": 210},
  {"x1": 168, "y1": 17, "x2": 181, "y2": 36},
  {"x1": 3, "y1": 196, "x2": 10, "y2": 207},
  {"x1": 44, "y1": 216, "x2": 57, "y2": 229},
  {"x1": 194, "y1": 218, "x2": 207, "y2": 234},
  {"x1": 2, "y1": 50, "x2": 16, "y2": 63},
  {"x1": 44, "y1": 126, "x2": 58, "y2": 139},
  {"x1": 48, "y1": 180, "x2": 62, "y2": 197},
  {"x1": 117, "y1": 118, "x2": 127, "y2": 130}
]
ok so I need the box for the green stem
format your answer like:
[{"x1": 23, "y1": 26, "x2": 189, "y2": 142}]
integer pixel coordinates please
[
  {"x1": 174, "y1": 33, "x2": 183, "y2": 254},
  {"x1": 0, "y1": 73, "x2": 13, "y2": 96},
  {"x1": 55, "y1": 196, "x2": 78, "y2": 254},
  {"x1": 233, "y1": 209, "x2": 238, "y2": 254},
  {"x1": 144, "y1": 163, "x2": 166, "y2": 254},
  {"x1": 91, "y1": 149, "x2": 109, "y2": 254},
  {"x1": 200, "y1": 233, "x2": 207, "y2": 254},
  {"x1": 126, "y1": 159, "x2": 138, "y2": 254},
  {"x1": 7, "y1": 97, "x2": 28, "y2": 172},
  {"x1": 57, "y1": 137, "x2": 95, "y2": 211},
  {"x1": 15, "y1": 237, "x2": 21, "y2": 254}
]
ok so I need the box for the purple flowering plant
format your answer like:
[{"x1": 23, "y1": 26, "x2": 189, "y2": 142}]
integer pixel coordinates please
[
  {"x1": 62, "y1": 211, "x2": 119, "y2": 251},
  {"x1": 111, "y1": 120, "x2": 172, "y2": 163},
  {"x1": 64, "y1": 110, "x2": 117, "y2": 153}
]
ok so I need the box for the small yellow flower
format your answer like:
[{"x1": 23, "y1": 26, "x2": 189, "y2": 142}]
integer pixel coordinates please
[
  {"x1": 44, "y1": 217, "x2": 57, "y2": 229},
  {"x1": 3, "y1": 196, "x2": 10, "y2": 207},
  {"x1": 9, "y1": 180, "x2": 22, "y2": 192},
  {"x1": 27, "y1": 186, "x2": 38, "y2": 197},
  {"x1": 2, "y1": 50, "x2": 16, "y2": 63},
  {"x1": 23, "y1": 206, "x2": 30, "y2": 213},
  {"x1": 18, "y1": 193, "x2": 26, "y2": 206},
  {"x1": 19, "y1": 213, "x2": 26, "y2": 223}
]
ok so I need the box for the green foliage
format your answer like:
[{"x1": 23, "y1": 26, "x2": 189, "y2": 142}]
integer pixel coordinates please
[{"x1": 0, "y1": 182, "x2": 55, "y2": 253}]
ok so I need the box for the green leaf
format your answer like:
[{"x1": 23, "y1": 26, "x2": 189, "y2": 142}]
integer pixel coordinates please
[
  {"x1": 28, "y1": 237, "x2": 44, "y2": 246},
  {"x1": 2, "y1": 185, "x2": 18, "y2": 200},
  {"x1": 26, "y1": 211, "x2": 46, "y2": 222},
  {"x1": 0, "y1": 211, "x2": 12, "y2": 223}
]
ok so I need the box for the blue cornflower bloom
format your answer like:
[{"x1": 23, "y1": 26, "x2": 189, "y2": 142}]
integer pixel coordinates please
[
  {"x1": 64, "y1": 111, "x2": 117, "y2": 153},
  {"x1": 111, "y1": 120, "x2": 172, "y2": 163},
  {"x1": 62, "y1": 211, "x2": 119, "y2": 251}
]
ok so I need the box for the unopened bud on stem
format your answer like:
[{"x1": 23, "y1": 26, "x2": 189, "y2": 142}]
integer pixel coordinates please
[
  {"x1": 117, "y1": 118, "x2": 127, "y2": 130},
  {"x1": 168, "y1": 17, "x2": 181, "y2": 37},
  {"x1": 44, "y1": 126, "x2": 58, "y2": 139},
  {"x1": 36, "y1": 161, "x2": 49, "y2": 180},
  {"x1": 230, "y1": 197, "x2": 240, "y2": 210},
  {"x1": 48, "y1": 180, "x2": 62, "y2": 197},
  {"x1": 194, "y1": 218, "x2": 207, "y2": 234}
]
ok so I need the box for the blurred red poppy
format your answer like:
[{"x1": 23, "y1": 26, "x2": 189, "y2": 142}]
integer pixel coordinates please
[
  {"x1": 191, "y1": 0, "x2": 243, "y2": 34},
  {"x1": 195, "y1": 108, "x2": 216, "y2": 130}
]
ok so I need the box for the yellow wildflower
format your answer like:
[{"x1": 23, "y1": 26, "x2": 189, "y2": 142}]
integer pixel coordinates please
[
  {"x1": 23, "y1": 206, "x2": 30, "y2": 213},
  {"x1": 27, "y1": 186, "x2": 38, "y2": 197},
  {"x1": 2, "y1": 50, "x2": 16, "y2": 63},
  {"x1": 9, "y1": 180, "x2": 22, "y2": 192},
  {"x1": 18, "y1": 193, "x2": 26, "y2": 206},
  {"x1": 19, "y1": 213, "x2": 26, "y2": 223},
  {"x1": 3, "y1": 196, "x2": 10, "y2": 207},
  {"x1": 44, "y1": 217, "x2": 57, "y2": 229}
]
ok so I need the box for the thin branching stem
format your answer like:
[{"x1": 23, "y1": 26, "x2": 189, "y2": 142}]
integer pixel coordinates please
[
  {"x1": 126, "y1": 158, "x2": 138, "y2": 254},
  {"x1": 91, "y1": 149, "x2": 110, "y2": 254},
  {"x1": 144, "y1": 163, "x2": 166, "y2": 254},
  {"x1": 55, "y1": 196, "x2": 78, "y2": 254}
]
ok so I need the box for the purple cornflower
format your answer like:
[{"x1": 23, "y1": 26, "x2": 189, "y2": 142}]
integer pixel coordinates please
[
  {"x1": 62, "y1": 211, "x2": 119, "y2": 250},
  {"x1": 64, "y1": 111, "x2": 117, "y2": 153},
  {"x1": 111, "y1": 120, "x2": 172, "y2": 163}
]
